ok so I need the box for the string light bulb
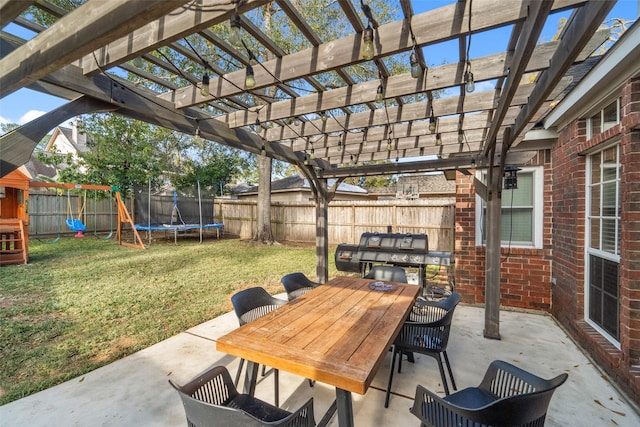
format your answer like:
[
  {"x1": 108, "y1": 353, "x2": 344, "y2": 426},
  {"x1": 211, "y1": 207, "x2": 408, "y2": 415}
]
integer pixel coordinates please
[
  {"x1": 464, "y1": 69, "x2": 475, "y2": 93},
  {"x1": 245, "y1": 63, "x2": 256, "y2": 88},
  {"x1": 410, "y1": 51, "x2": 422, "y2": 78},
  {"x1": 229, "y1": 14, "x2": 242, "y2": 48},
  {"x1": 435, "y1": 133, "x2": 442, "y2": 145},
  {"x1": 387, "y1": 138, "x2": 392, "y2": 151},
  {"x1": 321, "y1": 111, "x2": 327, "y2": 122},
  {"x1": 458, "y1": 129, "x2": 465, "y2": 143},
  {"x1": 361, "y1": 25, "x2": 375, "y2": 60},
  {"x1": 304, "y1": 154, "x2": 310, "y2": 166},
  {"x1": 375, "y1": 84, "x2": 384, "y2": 103},
  {"x1": 429, "y1": 112, "x2": 437, "y2": 133},
  {"x1": 310, "y1": 148, "x2": 315, "y2": 159},
  {"x1": 200, "y1": 73, "x2": 210, "y2": 97},
  {"x1": 260, "y1": 144, "x2": 266, "y2": 156}
]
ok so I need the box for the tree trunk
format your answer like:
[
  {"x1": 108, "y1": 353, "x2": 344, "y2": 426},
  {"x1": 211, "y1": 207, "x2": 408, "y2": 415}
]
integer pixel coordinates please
[
  {"x1": 252, "y1": 154, "x2": 276, "y2": 243},
  {"x1": 251, "y1": 2, "x2": 277, "y2": 245}
]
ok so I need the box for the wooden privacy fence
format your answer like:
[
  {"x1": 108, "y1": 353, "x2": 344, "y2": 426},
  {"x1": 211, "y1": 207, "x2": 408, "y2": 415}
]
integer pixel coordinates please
[
  {"x1": 28, "y1": 193, "x2": 454, "y2": 251},
  {"x1": 28, "y1": 190, "x2": 131, "y2": 238},
  {"x1": 214, "y1": 199, "x2": 455, "y2": 251}
]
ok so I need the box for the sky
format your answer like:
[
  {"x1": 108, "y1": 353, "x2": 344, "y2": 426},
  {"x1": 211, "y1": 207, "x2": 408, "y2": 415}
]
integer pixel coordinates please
[{"x1": 0, "y1": 0, "x2": 637, "y2": 129}]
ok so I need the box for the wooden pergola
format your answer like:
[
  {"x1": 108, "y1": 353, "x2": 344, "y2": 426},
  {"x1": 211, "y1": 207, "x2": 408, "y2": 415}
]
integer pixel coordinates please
[{"x1": 0, "y1": 0, "x2": 615, "y2": 338}]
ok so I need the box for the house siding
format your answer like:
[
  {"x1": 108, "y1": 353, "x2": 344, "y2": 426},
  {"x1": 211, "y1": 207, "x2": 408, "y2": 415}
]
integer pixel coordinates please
[{"x1": 552, "y1": 77, "x2": 640, "y2": 404}]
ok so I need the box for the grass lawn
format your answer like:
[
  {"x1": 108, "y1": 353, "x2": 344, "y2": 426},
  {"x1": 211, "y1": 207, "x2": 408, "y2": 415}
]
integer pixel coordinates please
[{"x1": 0, "y1": 235, "x2": 341, "y2": 405}]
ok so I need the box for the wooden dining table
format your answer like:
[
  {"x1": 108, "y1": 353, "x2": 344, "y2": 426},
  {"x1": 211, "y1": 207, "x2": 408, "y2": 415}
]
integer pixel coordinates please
[{"x1": 216, "y1": 276, "x2": 420, "y2": 427}]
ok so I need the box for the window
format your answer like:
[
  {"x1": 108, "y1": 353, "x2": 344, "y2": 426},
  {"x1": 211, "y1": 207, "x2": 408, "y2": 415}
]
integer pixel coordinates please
[
  {"x1": 475, "y1": 167, "x2": 543, "y2": 248},
  {"x1": 587, "y1": 98, "x2": 620, "y2": 139},
  {"x1": 586, "y1": 145, "x2": 621, "y2": 345}
]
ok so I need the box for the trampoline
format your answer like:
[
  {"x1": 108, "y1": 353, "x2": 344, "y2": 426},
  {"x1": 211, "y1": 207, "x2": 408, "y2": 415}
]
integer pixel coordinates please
[{"x1": 134, "y1": 181, "x2": 223, "y2": 245}]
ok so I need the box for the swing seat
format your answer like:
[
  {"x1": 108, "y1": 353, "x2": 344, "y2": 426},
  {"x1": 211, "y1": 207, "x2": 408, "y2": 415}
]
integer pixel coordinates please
[{"x1": 66, "y1": 219, "x2": 86, "y2": 232}]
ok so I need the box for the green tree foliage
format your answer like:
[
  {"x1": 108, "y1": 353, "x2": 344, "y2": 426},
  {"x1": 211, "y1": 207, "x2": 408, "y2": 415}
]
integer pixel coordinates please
[{"x1": 35, "y1": 114, "x2": 242, "y2": 197}]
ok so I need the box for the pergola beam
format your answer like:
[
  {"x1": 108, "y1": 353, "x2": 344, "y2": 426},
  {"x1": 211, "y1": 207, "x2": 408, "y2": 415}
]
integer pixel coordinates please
[
  {"x1": 0, "y1": 0, "x2": 193, "y2": 97},
  {"x1": 510, "y1": 0, "x2": 616, "y2": 146},
  {"x1": 75, "y1": 0, "x2": 271, "y2": 75},
  {"x1": 164, "y1": 0, "x2": 584, "y2": 109},
  {"x1": 221, "y1": 29, "x2": 607, "y2": 129},
  {"x1": 483, "y1": 0, "x2": 553, "y2": 153},
  {"x1": 0, "y1": 0, "x2": 35, "y2": 28}
]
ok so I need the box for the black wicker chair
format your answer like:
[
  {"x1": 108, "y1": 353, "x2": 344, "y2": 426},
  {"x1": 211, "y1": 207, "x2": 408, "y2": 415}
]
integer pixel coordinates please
[
  {"x1": 231, "y1": 287, "x2": 287, "y2": 406},
  {"x1": 385, "y1": 292, "x2": 461, "y2": 407},
  {"x1": 410, "y1": 360, "x2": 568, "y2": 427},
  {"x1": 170, "y1": 365, "x2": 315, "y2": 427},
  {"x1": 364, "y1": 265, "x2": 408, "y2": 283},
  {"x1": 280, "y1": 272, "x2": 320, "y2": 301}
]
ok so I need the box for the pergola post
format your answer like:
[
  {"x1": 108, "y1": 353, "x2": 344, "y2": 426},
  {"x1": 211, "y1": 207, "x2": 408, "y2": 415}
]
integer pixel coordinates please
[
  {"x1": 315, "y1": 178, "x2": 329, "y2": 284},
  {"x1": 484, "y1": 165, "x2": 503, "y2": 339}
]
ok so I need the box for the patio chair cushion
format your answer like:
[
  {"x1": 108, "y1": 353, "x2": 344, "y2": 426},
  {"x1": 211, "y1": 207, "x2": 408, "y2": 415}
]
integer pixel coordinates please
[{"x1": 227, "y1": 394, "x2": 291, "y2": 422}]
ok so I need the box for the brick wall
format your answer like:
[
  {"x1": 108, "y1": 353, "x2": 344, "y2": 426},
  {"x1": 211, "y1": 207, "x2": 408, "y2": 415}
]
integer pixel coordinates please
[
  {"x1": 454, "y1": 151, "x2": 553, "y2": 311},
  {"x1": 551, "y1": 77, "x2": 640, "y2": 404},
  {"x1": 453, "y1": 77, "x2": 640, "y2": 402}
]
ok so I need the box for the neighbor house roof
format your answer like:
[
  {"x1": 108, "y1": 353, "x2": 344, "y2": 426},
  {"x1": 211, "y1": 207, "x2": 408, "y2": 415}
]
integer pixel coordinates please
[{"x1": 235, "y1": 173, "x2": 367, "y2": 195}]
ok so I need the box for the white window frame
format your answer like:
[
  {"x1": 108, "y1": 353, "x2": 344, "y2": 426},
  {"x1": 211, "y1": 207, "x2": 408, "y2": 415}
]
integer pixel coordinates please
[
  {"x1": 586, "y1": 98, "x2": 620, "y2": 139},
  {"x1": 585, "y1": 143, "x2": 621, "y2": 348},
  {"x1": 474, "y1": 166, "x2": 544, "y2": 249}
]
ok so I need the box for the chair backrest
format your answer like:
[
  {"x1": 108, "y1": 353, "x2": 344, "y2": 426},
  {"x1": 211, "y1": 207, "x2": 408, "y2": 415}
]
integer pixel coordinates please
[
  {"x1": 231, "y1": 287, "x2": 287, "y2": 325},
  {"x1": 170, "y1": 366, "x2": 315, "y2": 427},
  {"x1": 397, "y1": 292, "x2": 461, "y2": 352},
  {"x1": 281, "y1": 272, "x2": 319, "y2": 300},
  {"x1": 467, "y1": 360, "x2": 569, "y2": 425},
  {"x1": 411, "y1": 361, "x2": 568, "y2": 427},
  {"x1": 364, "y1": 265, "x2": 408, "y2": 283}
]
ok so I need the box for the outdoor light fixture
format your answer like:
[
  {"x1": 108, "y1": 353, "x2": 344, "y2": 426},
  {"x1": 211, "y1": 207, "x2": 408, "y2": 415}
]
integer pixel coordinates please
[
  {"x1": 429, "y1": 113, "x2": 437, "y2": 133},
  {"x1": 194, "y1": 124, "x2": 202, "y2": 144},
  {"x1": 304, "y1": 154, "x2": 310, "y2": 166},
  {"x1": 337, "y1": 141, "x2": 342, "y2": 152},
  {"x1": 260, "y1": 144, "x2": 266, "y2": 156},
  {"x1": 245, "y1": 63, "x2": 256, "y2": 88},
  {"x1": 229, "y1": 14, "x2": 242, "y2": 48},
  {"x1": 464, "y1": 69, "x2": 475, "y2": 93},
  {"x1": 375, "y1": 84, "x2": 384, "y2": 103},
  {"x1": 361, "y1": 25, "x2": 375, "y2": 60},
  {"x1": 435, "y1": 133, "x2": 442, "y2": 145},
  {"x1": 458, "y1": 129, "x2": 465, "y2": 143},
  {"x1": 200, "y1": 73, "x2": 210, "y2": 97},
  {"x1": 255, "y1": 118, "x2": 261, "y2": 127},
  {"x1": 310, "y1": 148, "x2": 315, "y2": 159},
  {"x1": 321, "y1": 111, "x2": 327, "y2": 122},
  {"x1": 386, "y1": 138, "x2": 392, "y2": 151},
  {"x1": 504, "y1": 165, "x2": 521, "y2": 189},
  {"x1": 410, "y1": 51, "x2": 422, "y2": 78}
]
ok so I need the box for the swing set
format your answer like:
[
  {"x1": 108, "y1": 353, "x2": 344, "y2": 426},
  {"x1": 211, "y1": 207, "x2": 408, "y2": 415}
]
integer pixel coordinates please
[{"x1": 29, "y1": 182, "x2": 145, "y2": 249}]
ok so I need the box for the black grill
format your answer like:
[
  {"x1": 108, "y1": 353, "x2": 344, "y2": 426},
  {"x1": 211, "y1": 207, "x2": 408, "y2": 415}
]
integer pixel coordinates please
[{"x1": 335, "y1": 232, "x2": 452, "y2": 287}]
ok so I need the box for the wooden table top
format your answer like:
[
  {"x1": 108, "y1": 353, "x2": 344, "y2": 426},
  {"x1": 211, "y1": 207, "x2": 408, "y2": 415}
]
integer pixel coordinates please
[{"x1": 216, "y1": 276, "x2": 419, "y2": 395}]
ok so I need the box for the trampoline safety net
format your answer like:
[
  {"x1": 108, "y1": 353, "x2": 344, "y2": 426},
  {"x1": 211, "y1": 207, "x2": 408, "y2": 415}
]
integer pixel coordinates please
[{"x1": 135, "y1": 188, "x2": 214, "y2": 227}]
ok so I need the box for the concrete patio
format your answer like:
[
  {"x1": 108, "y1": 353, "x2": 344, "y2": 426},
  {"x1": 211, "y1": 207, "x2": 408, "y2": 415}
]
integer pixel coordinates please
[{"x1": 1, "y1": 301, "x2": 638, "y2": 426}]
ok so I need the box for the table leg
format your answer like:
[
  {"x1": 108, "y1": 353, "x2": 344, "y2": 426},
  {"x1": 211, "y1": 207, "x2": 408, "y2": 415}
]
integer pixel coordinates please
[
  {"x1": 336, "y1": 388, "x2": 354, "y2": 427},
  {"x1": 243, "y1": 361, "x2": 259, "y2": 396}
]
